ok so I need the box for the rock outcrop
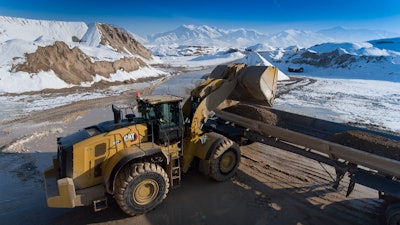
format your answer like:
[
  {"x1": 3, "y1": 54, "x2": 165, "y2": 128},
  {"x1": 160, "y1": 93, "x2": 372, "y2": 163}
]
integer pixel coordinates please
[
  {"x1": 13, "y1": 41, "x2": 147, "y2": 84},
  {"x1": 97, "y1": 23, "x2": 152, "y2": 59},
  {"x1": 12, "y1": 23, "x2": 152, "y2": 85}
]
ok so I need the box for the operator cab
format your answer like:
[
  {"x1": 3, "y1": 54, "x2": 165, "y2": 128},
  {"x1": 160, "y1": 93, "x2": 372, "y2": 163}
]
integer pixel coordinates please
[{"x1": 137, "y1": 94, "x2": 184, "y2": 146}]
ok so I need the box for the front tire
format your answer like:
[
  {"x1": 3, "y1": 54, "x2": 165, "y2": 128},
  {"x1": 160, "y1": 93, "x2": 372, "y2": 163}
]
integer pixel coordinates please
[
  {"x1": 209, "y1": 138, "x2": 241, "y2": 181},
  {"x1": 114, "y1": 162, "x2": 169, "y2": 216}
]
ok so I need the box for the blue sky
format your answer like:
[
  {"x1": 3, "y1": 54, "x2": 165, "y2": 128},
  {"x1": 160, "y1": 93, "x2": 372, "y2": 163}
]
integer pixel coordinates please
[{"x1": 1, "y1": 0, "x2": 400, "y2": 35}]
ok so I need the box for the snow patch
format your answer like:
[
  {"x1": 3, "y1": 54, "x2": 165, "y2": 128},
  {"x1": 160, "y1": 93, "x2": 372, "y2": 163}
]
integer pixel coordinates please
[
  {"x1": 80, "y1": 23, "x2": 102, "y2": 47},
  {"x1": 2, "y1": 128, "x2": 63, "y2": 153},
  {"x1": 0, "y1": 69, "x2": 72, "y2": 93}
]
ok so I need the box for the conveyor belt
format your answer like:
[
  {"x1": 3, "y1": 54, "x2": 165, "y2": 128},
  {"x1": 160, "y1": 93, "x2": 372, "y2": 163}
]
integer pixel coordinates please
[{"x1": 214, "y1": 108, "x2": 400, "y2": 178}]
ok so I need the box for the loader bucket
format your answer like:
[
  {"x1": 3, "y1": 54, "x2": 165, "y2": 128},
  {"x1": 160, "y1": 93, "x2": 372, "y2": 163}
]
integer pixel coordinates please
[
  {"x1": 181, "y1": 64, "x2": 279, "y2": 172},
  {"x1": 210, "y1": 64, "x2": 279, "y2": 107}
]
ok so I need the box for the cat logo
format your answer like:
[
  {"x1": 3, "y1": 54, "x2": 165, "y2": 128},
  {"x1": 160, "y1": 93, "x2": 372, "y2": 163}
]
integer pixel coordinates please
[{"x1": 124, "y1": 133, "x2": 137, "y2": 142}]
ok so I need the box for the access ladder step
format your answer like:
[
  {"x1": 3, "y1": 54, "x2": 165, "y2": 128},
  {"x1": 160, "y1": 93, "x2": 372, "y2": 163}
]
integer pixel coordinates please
[{"x1": 169, "y1": 157, "x2": 181, "y2": 188}]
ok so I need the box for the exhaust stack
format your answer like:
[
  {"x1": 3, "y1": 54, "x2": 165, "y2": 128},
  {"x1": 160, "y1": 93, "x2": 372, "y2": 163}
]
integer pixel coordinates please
[{"x1": 112, "y1": 105, "x2": 121, "y2": 124}]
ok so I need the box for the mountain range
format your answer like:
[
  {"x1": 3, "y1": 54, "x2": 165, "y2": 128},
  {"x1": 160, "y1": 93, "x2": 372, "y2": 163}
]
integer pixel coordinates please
[{"x1": 144, "y1": 24, "x2": 399, "y2": 48}]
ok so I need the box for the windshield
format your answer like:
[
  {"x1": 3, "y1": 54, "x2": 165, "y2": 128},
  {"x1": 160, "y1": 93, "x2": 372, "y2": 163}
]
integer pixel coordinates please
[{"x1": 139, "y1": 101, "x2": 182, "y2": 128}]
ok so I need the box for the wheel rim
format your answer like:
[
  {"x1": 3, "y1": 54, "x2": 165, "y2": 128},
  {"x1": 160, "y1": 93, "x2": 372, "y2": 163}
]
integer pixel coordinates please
[
  {"x1": 132, "y1": 179, "x2": 159, "y2": 205},
  {"x1": 220, "y1": 150, "x2": 237, "y2": 174}
]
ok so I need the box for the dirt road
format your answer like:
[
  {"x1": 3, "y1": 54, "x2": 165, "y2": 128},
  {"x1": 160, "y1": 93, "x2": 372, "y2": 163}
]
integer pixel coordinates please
[{"x1": 0, "y1": 75, "x2": 387, "y2": 225}]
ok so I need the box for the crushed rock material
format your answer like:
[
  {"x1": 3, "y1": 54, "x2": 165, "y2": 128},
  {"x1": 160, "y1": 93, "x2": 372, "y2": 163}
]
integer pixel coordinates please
[
  {"x1": 327, "y1": 130, "x2": 400, "y2": 161},
  {"x1": 224, "y1": 104, "x2": 400, "y2": 160}
]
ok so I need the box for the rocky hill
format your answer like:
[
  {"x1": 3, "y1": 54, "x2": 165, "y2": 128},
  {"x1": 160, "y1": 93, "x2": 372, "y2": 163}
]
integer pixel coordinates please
[
  {"x1": 12, "y1": 41, "x2": 148, "y2": 85},
  {"x1": 0, "y1": 16, "x2": 160, "y2": 93},
  {"x1": 96, "y1": 23, "x2": 152, "y2": 58}
]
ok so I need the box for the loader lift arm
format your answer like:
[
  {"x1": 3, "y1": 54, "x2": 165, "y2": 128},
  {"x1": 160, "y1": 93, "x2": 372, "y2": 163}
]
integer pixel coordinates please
[{"x1": 180, "y1": 64, "x2": 279, "y2": 173}]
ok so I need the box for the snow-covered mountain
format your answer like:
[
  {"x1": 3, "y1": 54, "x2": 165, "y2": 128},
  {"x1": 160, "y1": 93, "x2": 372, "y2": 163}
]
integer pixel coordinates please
[
  {"x1": 318, "y1": 26, "x2": 399, "y2": 43},
  {"x1": 147, "y1": 24, "x2": 269, "y2": 47},
  {"x1": 145, "y1": 24, "x2": 399, "y2": 49},
  {"x1": 259, "y1": 39, "x2": 400, "y2": 81},
  {"x1": 145, "y1": 25, "x2": 338, "y2": 56},
  {"x1": 264, "y1": 29, "x2": 336, "y2": 49}
]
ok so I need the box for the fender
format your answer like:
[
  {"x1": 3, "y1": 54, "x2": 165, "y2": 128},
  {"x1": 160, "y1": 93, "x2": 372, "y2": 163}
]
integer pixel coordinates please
[
  {"x1": 190, "y1": 132, "x2": 227, "y2": 161},
  {"x1": 102, "y1": 145, "x2": 165, "y2": 194},
  {"x1": 182, "y1": 132, "x2": 228, "y2": 173},
  {"x1": 187, "y1": 132, "x2": 230, "y2": 176}
]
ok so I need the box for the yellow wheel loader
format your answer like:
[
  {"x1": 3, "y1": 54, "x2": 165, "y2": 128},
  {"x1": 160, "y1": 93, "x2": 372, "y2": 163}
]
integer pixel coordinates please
[
  {"x1": 43, "y1": 63, "x2": 400, "y2": 224},
  {"x1": 43, "y1": 63, "x2": 279, "y2": 215}
]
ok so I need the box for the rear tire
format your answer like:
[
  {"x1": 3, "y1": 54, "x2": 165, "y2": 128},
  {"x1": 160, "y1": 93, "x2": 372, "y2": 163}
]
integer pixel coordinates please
[
  {"x1": 386, "y1": 202, "x2": 400, "y2": 225},
  {"x1": 114, "y1": 162, "x2": 169, "y2": 216},
  {"x1": 209, "y1": 138, "x2": 241, "y2": 181}
]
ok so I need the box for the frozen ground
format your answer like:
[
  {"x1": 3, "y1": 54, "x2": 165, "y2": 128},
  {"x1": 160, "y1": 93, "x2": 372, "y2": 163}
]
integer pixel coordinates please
[
  {"x1": 275, "y1": 76, "x2": 400, "y2": 133},
  {"x1": 0, "y1": 82, "x2": 153, "y2": 122}
]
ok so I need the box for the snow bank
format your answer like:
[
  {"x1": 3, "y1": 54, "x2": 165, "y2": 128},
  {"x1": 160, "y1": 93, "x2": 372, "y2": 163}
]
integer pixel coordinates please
[
  {"x1": 0, "y1": 66, "x2": 166, "y2": 94},
  {"x1": 0, "y1": 69, "x2": 72, "y2": 93},
  {"x1": 81, "y1": 66, "x2": 167, "y2": 86}
]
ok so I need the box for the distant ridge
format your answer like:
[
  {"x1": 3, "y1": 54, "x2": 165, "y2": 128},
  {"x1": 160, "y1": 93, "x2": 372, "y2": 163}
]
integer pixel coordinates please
[{"x1": 145, "y1": 24, "x2": 399, "y2": 48}]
